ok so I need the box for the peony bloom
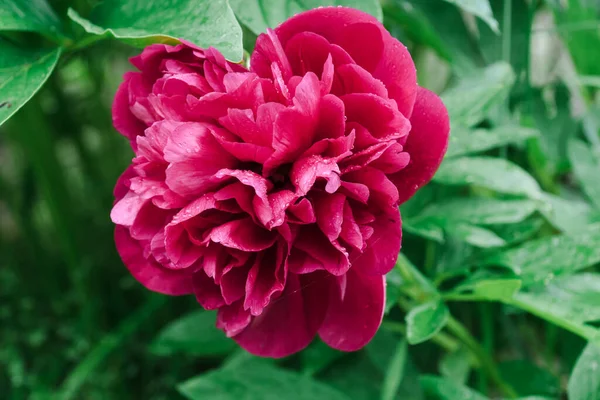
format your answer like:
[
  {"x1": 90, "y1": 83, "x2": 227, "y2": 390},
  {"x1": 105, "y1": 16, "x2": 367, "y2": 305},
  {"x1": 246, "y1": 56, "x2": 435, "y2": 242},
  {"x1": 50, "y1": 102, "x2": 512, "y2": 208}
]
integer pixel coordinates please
[{"x1": 111, "y1": 7, "x2": 449, "y2": 357}]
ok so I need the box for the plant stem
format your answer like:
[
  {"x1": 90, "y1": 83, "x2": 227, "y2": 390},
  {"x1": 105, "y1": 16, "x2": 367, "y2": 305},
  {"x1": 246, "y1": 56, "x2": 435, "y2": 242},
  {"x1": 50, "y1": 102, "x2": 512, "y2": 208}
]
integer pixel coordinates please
[
  {"x1": 478, "y1": 304, "x2": 494, "y2": 395},
  {"x1": 446, "y1": 317, "x2": 518, "y2": 398}
]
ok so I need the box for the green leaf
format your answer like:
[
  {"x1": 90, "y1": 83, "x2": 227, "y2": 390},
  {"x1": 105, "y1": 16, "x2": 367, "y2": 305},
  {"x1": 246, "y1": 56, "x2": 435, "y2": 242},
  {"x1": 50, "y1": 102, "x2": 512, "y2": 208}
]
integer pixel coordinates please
[
  {"x1": 178, "y1": 362, "x2": 351, "y2": 400},
  {"x1": 491, "y1": 217, "x2": 544, "y2": 245},
  {"x1": 568, "y1": 343, "x2": 600, "y2": 400},
  {"x1": 301, "y1": 338, "x2": 344, "y2": 376},
  {"x1": 381, "y1": 339, "x2": 408, "y2": 400},
  {"x1": 473, "y1": 279, "x2": 522, "y2": 301},
  {"x1": 67, "y1": 0, "x2": 243, "y2": 61},
  {"x1": 447, "y1": 126, "x2": 539, "y2": 158},
  {"x1": 413, "y1": 198, "x2": 539, "y2": 226},
  {"x1": 406, "y1": 299, "x2": 449, "y2": 344},
  {"x1": 442, "y1": 0, "x2": 499, "y2": 33},
  {"x1": 0, "y1": 41, "x2": 61, "y2": 127},
  {"x1": 538, "y1": 192, "x2": 598, "y2": 234},
  {"x1": 150, "y1": 310, "x2": 236, "y2": 357},
  {"x1": 482, "y1": 224, "x2": 600, "y2": 285},
  {"x1": 434, "y1": 156, "x2": 541, "y2": 198},
  {"x1": 514, "y1": 273, "x2": 600, "y2": 325},
  {"x1": 568, "y1": 140, "x2": 600, "y2": 210},
  {"x1": 446, "y1": 223, "x2": 506, "y2": 248},
  {"x1": 439, "y1": 347, "x2": 471, "y2": 384},
  {"x1": 442, "y1": 62, "x2": 514, "y2": 127},
  {"x1": 420, "y1": 375, "x2": 489, "y2": 400},
  {"x1": 498, "y1": 360, "x2": 560, "y2": 397},
  {"x1": 229, "y1": 0, "x2": 383, "y2": 36},
  {"x1": 553, "y1": 0, "x2": 600, "y2": 76},
  {"x1": 0, "y1": 0, "x2": 63, "y2": 37}
]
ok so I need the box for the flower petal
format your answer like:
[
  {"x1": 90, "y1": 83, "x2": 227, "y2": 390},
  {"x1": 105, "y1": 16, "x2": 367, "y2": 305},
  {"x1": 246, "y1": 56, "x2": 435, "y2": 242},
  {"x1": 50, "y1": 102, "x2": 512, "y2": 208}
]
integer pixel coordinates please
[
  {"x1": 390, "y1": 87, "x2": 450, "y2": 204},
  {"x1": 232, "y1": 272, "x2": 329, "y2": 358},
  {"x1": 318, "y1": 268, "x2": 385, "y2": 351},
  {"x1": 114, "y1": 226, "x2": 193, "y2": 295}
]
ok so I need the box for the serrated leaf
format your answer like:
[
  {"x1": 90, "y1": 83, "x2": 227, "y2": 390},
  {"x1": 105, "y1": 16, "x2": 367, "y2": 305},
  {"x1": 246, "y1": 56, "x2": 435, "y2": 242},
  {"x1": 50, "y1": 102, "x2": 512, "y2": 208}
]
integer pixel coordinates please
[
  {"x1": 442, "y1": 0, "x2": 499, "y2": 33},
  {"x1": 414, "y1": 198, "x2": 539, "y2": 226},
  {"x1": 150, "y1": 311, "x2": 235, "y2": 357},
  {"x1": 442, "y1": 62, "x2": 514, "y2": 127},
  {"x1": 420, "y1": 375, "x2": 489, "y2": 400},
  {"x1": 67, "y1": 0, "x2": 243, "y2": 61},
  {"x1": 178, "y1": 362, "x2": 351, "y2": 400},
  {"x1": 0, "y1": 0, "x2": 63, "y2": 37},
  {"x1": 568, "y1": 343, "x2": 600, "y2": 400},
  {"x1": 434, "y1": 156, "x2": 541, "y2": 198},
  {"x1": 229, "y1": 0, "x2": 382, "y2": 35},
  {"x1": 568, "y1": 139, "x2": 600, "y2": 210},
  {"x1": 406, "y1": 300, "x2": 449, "y2": 344},
  {"x1": 483, "y1": 224, "x2": 600, "y2": 285},
  {"x1": 0, "y1": 41, "x2": 61, "y2": 127},
  {"x1": 447, "y1": 126, "x2": 539, "y2": 158}
]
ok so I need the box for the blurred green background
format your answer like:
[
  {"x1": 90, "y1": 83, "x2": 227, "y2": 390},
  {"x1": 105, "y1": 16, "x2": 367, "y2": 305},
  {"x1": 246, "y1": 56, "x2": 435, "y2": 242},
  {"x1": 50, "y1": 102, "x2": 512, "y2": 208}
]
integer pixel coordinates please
[{"x1": 1, "y1": 0, "x2": 600, "y2": 399}]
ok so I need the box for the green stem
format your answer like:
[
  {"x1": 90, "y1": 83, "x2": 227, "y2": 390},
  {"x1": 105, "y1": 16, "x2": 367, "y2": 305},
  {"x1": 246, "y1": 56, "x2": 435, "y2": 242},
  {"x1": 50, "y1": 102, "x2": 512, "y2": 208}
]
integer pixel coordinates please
[
  {"x1": 446, "y1": 317, "x2": 518, "y2": 398},
  {"x1": 478, "y1": 304, "x2": 494, "y2": 395}
]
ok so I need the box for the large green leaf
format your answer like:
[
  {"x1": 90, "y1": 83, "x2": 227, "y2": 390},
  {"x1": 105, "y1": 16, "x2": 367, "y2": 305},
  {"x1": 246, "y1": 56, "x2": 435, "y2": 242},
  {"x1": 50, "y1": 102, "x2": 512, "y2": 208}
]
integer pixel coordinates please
[
  {"x1": 178, "y1": 362, "x2": 351, "y2": 400},
  {"x1": 515, "y1": 274, "x2": 600, "y2": 325},
  {"x1": 0, "y1": 40, "x2": 61, "y2": 126},
  {"x1": 442, "y1": 62, "x2": 515, "y2": 127},
  {"x1": 229, "y1": 0, "x2": 383, "y2": 35},
  {"x1": 67, "y1": 0, "x2": 243, "y2": 61},
  {"x1": 539, "y1": 192, "x2": 598, "y2": 234},
  {"x1": 406, "y1": 299, "x2": 449, "y2": 345},
  {"x1": 412, "y1": 198, "x2": 539, "y2": 226},
  {"x1": 568, "y1": 139, "x2": 600, "y2": 210},
  {"x1": 446, "y1": 126, "x2": 539, "y2": 158},
  {"x1": 150, "y1": 311, "x2": 236, "y2": 357},
  {"x1": 568, "y1": 343, "x2": 600, "y2": 400},
  {"x1": 442, "y1": 0, "x2": 499, "y2": 33},
  {"x1": 434, "y1": 156, "x2": 541, "y2": 198},
  {"x1": 444, "y1": 223, "x2": 507, "y2": 248},
  {"x1": 482, "y1": 224, "x2": 600, "y2": 285},
  {"x1": 0, "y1": 0, "x2": 63, "y2": 37}
]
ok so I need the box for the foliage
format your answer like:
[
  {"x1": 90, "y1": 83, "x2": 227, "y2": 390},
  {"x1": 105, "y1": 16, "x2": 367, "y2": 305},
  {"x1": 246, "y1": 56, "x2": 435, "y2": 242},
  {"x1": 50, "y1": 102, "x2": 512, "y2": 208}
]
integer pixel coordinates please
[{"x1": 1, "y1": 0, "x2": 600, "y2": 398}]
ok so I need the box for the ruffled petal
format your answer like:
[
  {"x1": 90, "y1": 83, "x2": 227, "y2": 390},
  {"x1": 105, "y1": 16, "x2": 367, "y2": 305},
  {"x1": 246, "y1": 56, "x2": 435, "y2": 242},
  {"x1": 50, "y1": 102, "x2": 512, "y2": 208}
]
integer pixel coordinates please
[{"x1": 114, "y1": 226, "x2": 193, "y2": 295}]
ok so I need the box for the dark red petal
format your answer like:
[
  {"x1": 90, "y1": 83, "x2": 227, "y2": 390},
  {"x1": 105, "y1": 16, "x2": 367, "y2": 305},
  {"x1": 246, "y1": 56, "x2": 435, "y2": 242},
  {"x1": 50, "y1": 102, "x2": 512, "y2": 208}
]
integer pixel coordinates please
[
  {"x1": 351, "y1": 210, "x2": 401, "y2": 275},
  {"x1": 208, "y1": 217, "x2": 276, "y2": 252},
  {"x1": 112, "y1": 72, "x2": 148, "y2": 146},
  {"x1": 243, "y1": 243, "x2": 286, "y2": 315},
  {"x1": 216, "y1": 301, "x2": 252, "y2": 337},
  {"x1": 233, "y1": 272, "x2": 330, "y2": 358},
  {"x1": 270, "y1": 7, "x2": 417, "y2": 116},
  {"x1": 390, "y1": 87, "x2": 450, "y2": 205},
  {"x1": 114, "y1": 226, "x2": 193, "y2": 295},
  {"x1": 318, "y1": 268, "x2": 385, "y2": 351},
  {"x1": 192, "y1": 270, "x2": 226, "y2": 310}
]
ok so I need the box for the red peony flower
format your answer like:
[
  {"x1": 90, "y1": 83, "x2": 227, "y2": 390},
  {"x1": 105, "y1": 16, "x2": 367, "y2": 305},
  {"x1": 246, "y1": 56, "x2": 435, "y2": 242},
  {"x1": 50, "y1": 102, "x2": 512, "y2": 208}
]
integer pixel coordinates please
[{"x1": 111, "y1": 7, "x2": 449, "y2": 357}]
